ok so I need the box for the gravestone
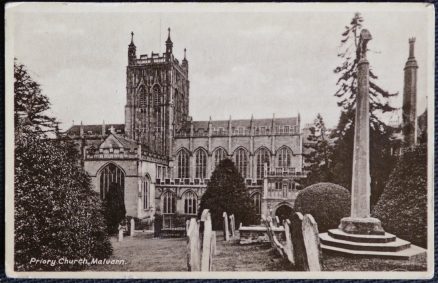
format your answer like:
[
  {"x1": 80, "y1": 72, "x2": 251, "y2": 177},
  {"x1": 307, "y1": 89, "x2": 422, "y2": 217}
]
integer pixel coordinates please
[
  {"x1": 291, "y1": 212, "x2": 308, "y2": 271},
  {"x1": 118, "y1": 225, "x2": 124, "y2": 242},
  {"x1": 187, "y1": 218, "x2": 201, "y2": 271},
  {"x1": 186, "y1": 219, "x2": 190, "y2": 235},
  {"x1": 130, "y1": 218, "x2": 135, "y2": 237},
  {"x1": 222, "y1": 212, "x2": 229, "y2": 241},
  {"x1": 283, "y1": 220, "x2": 295, "y2": 265},
  {"x1": 302, "y1": 214, "x2": 322, "y2": 271},
  {"x1": 211, "y1": 231, "x2": 217, "y2": 255},
  {"x1": 229, "y1": 214, "x2": 236, "y2": 238},
  {"x1": 275, "y1": 216, "x2": 281, "y2": 227},
  {"x1": 201, "y1": 209, "x2": 212, "y2": 271}
]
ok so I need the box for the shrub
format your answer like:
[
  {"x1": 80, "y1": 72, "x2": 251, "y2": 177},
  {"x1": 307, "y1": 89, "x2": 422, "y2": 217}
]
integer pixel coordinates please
[
  {"x1": 372, "y1": 145, "x2": 427, "y2": 248},
  {"x1": 199, "y1": 158, "x2": 257, "y2": 230},
  {"x1": 294, "y1": 182, "x2": 350, "y2": 233}
]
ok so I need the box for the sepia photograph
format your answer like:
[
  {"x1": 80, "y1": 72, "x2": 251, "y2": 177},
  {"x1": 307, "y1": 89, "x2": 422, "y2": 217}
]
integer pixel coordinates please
[{"x1": 4, "y1": 2, "x2": 435, "y2": 279}]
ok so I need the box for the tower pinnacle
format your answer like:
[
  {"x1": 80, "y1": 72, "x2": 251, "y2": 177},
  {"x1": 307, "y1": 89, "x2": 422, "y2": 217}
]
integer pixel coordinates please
[{"x1": 165, "y1": 27, "x2": 173, "y2": 55}]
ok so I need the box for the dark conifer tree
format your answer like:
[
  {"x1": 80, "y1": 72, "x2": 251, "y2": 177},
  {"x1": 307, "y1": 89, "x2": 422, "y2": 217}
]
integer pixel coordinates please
[{"x1": 199, "y1": 159, "x2": 257, "y2": 230}]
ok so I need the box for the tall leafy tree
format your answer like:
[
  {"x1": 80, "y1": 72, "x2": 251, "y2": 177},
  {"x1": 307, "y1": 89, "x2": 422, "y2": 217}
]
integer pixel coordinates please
[
  {"x1": 330, "y1": 13, "x2": 397, "y2": 204},
  {"x1": 14, "y1": 59, "x2": 57, "y2": 135},
  {"x1": 303, "y1": 114, "x2": 333, "y2": 186},
  {"x1": 199, "y1": 159, "x2": 257, "y2": 230},
  {"x1": 14, "y1": 61, "x2": 112, "y2": 271}
]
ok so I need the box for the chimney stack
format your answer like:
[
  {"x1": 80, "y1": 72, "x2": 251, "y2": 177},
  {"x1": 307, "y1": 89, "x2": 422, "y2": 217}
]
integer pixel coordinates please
[{"x1": 402, "y1": 37, "x2": 418, "y2": 146}]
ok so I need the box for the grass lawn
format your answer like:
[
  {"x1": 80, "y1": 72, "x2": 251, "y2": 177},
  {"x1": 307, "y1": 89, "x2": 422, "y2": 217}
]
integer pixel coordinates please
[{"x1": 87, "y1": 231, "x2": 427, "y2": 272}]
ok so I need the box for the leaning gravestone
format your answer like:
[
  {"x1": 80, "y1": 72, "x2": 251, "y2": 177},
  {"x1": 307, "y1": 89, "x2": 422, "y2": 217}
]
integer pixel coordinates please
[
  {"x1": 229, "y1": 214, "x2": 236, "y2": 238},
  {"x1": 291, "y1": 212, "x2": 308, "y2": 271},
  {"x1": 302, "y1": 214, "x2": 322, "y2": 271},
  {"x1": 275, "y1": 216, "x2": 281, "y2": 227},
  {"x1": 283, "y1": 219, "x2": 295, "y2": 265},
  {"x1": 222, "y1": 212, "x2": 230, "y2": 241}
]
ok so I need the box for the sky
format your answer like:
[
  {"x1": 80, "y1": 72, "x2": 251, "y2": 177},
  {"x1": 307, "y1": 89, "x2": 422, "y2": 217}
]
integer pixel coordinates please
[{"x1": 7, "y1": 3, "x2": 433, "y2": 130}]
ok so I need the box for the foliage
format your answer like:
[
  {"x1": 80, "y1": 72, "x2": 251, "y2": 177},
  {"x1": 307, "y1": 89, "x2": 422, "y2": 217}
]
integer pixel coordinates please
[
  {"x1": 15, "y1": 132, "x2": 112, "y2": 271},
  {"x1": 333, "y1": 13, "x2": 397, "y2": 130},
  {"x1": 14, "y1": 61, "x2": 112, "y2": 271},
  {"x1": 103, "y1": 182, "x2": 127, "y2": 235},
  {"x1": 303, "y1": 113, "x2": 333, "y2": 186},
  {"x1": 199, "y1": 158, "x2": 257, "y2": 230},
  {"x1": 14, "y1": 59, "x2": 57, "y2": 135},
  {"x1": 294, "y1": 183, "x2": 350, "y2": 233},
  {"x1": 330, "y1": 13, "x2": 398, "y2": 204},
  {"x1": 372, "y1": 145, "x2": 427, "y2": 248}
]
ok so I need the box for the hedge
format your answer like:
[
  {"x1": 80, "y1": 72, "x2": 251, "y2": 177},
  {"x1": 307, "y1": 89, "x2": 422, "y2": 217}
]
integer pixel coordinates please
[
  {"x1": 372, "y1": 145, "x2": 427, "y2": 248},
  {"x1": 294, "y1": 182, "x2": 350, "y2": 233}
]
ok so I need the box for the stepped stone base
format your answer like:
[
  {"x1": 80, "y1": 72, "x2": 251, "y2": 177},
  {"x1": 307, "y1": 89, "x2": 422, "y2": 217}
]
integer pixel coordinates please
[
  {"x1": 320, "y1": 230, "x2": 426, "y2": 260},
  {"x1": 339, "y1": 217, "x2": 385, "y2": 235}
]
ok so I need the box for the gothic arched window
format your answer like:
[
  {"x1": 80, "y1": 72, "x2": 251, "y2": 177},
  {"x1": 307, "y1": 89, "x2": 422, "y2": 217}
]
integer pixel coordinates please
[
  {"x1": 177, "y1": 149, "x2": 189, "y2": 178},
  {"x1": 142, "y1": 177, "x2": 149, "y2": 209},
  {"x1": 139, "y1": 86, "x2": 147, "y2": 111},
  {"x1": 153, "y1": 85, "x2": 161, "y2": 106},
  {"x1": 183, "y1": 191, "x2": 197, "y2": 215},
  {"x1": 256, "y1": 148, "x2": 270, "y2": 179},
  {"x1": 213, "y1": 148, "x2": 227, "y2": 167},
  {"x1": 195, "y1": 149, "x2": 207, "y2": 179},
  {"x1": 252, "y1": 193, "x2": 261, "y2": 215},
  {"x1": 162, "y1": 191, "x2": 176, "y2": 214},
  {"x1": 234, "y1": 148, "x2": 248, "y2": 178},
  {"x1": 277, "y1": 147, "x2": 292, "y2": 168},
  {"x1": 99, "y1": 163, "x2": 125, "y2": 200}
]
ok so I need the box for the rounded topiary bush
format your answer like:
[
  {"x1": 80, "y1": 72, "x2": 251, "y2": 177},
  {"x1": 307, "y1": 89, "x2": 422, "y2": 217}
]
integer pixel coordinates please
[
  {"x1": 372, "y1": 145, "x2": 427, "y2": 248},
  {"x1": 294, "y1": 182, "x2": 350, "y2": 233}
]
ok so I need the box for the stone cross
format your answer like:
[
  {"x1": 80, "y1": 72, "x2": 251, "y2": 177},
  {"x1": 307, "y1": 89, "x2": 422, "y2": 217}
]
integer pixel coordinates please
[
  {"x1": 302, "y1": 214, "x2": 322, "y2": 271},
  {"x1": 222, "y1": 212, "x2": 230, "y2": 241},
  {"x1": 339, "y1": 29, "x2": 384, "y2": 235},
  {"x1": 130, "y1": 218, "x2": 135, "y2": 237}
]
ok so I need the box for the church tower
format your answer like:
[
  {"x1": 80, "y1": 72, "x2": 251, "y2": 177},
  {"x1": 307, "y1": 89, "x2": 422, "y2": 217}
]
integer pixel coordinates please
[
  {"x1": 402, "y1": 38, "x2": 418, "y2": 146},
  {"x1": 125, "y1": 28, "x2": 190, "y2": 156}
]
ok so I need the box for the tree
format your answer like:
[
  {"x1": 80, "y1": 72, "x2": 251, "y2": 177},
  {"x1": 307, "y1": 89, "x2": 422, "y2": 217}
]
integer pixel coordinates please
[
  {"x1": 330, "y1": 13, "x2": 398, "y2": 204},
  {"x1": 303, "y1": 114, "x2": 333, "y2": 186},
  {"x1": 14, "y1": 59, "x2": 57, "y2": 135},
  {"x1": 333, "y1": 13, "x2": 397, "y2": 130},
  {"x1": 14, "y1": 61, "x2": 112, "y2": 271},
  {"x1": 103, "y1": 182, "x2": 127, "y2": 235},
  {"x1": 15, "y1": 132, "x2": 113, "y2": 271},
  {"x1": 199, "y1": 159, "x2": 257, "y2": 230}
]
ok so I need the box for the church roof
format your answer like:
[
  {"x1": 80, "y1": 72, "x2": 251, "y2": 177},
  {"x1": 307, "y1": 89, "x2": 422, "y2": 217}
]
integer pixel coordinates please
[
  {"x1": 191, "y1": 117, "x2": 298, "y2": 131},
  {"x1": 66, "y1": 123, "x2": 125, "y2": 136},
  {"x1": 99, "y1": 132, "x2": 137, "y2": 150}
]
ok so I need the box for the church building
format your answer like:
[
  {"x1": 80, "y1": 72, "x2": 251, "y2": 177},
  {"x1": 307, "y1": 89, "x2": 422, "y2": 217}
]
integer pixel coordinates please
[{"x1": 66, "y1": 29, "x2": 308, "y2": 227}]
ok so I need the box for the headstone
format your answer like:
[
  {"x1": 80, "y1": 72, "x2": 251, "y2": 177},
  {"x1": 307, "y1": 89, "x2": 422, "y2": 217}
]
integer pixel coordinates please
[
  {"x1": 275, "y1": 216, "x2": 281, "y2": 227},
  {"x1": 229, "y1": 214, "x2": 236, "y2": 238},
  {"x1": 291, "y1": 212, "x2": 308, "y2": 271},
  {"x1": 239, "y1": 222, "x2": 242, "y2": 229},
  {"x1": 118, "y1": 226, "x2": 124, "y2": 242},
  {"x1": 187, "y1": 218, "x2": 201, "y2": 271},
  {"x1": 222, "y1": 212, "x2": 229, "y2": 241},
  {"x1": 283, "y1": 220, "x2": 295, "y2": 265},
  {"x1": 201, "y1": 209, "x2": 212, "y2": 271},
  {"x1": 186, "y1": 219, "x2": 190, "y2": 236},
  {"x1": 130, "y1": 218, "x2": 135, "y2": 237},
  {"x1": 302, "y1": 214, "x2": 322, "y2": 271},
  {"x1": 211, "y1": 231, "x2": 217, "y2": 255}
]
